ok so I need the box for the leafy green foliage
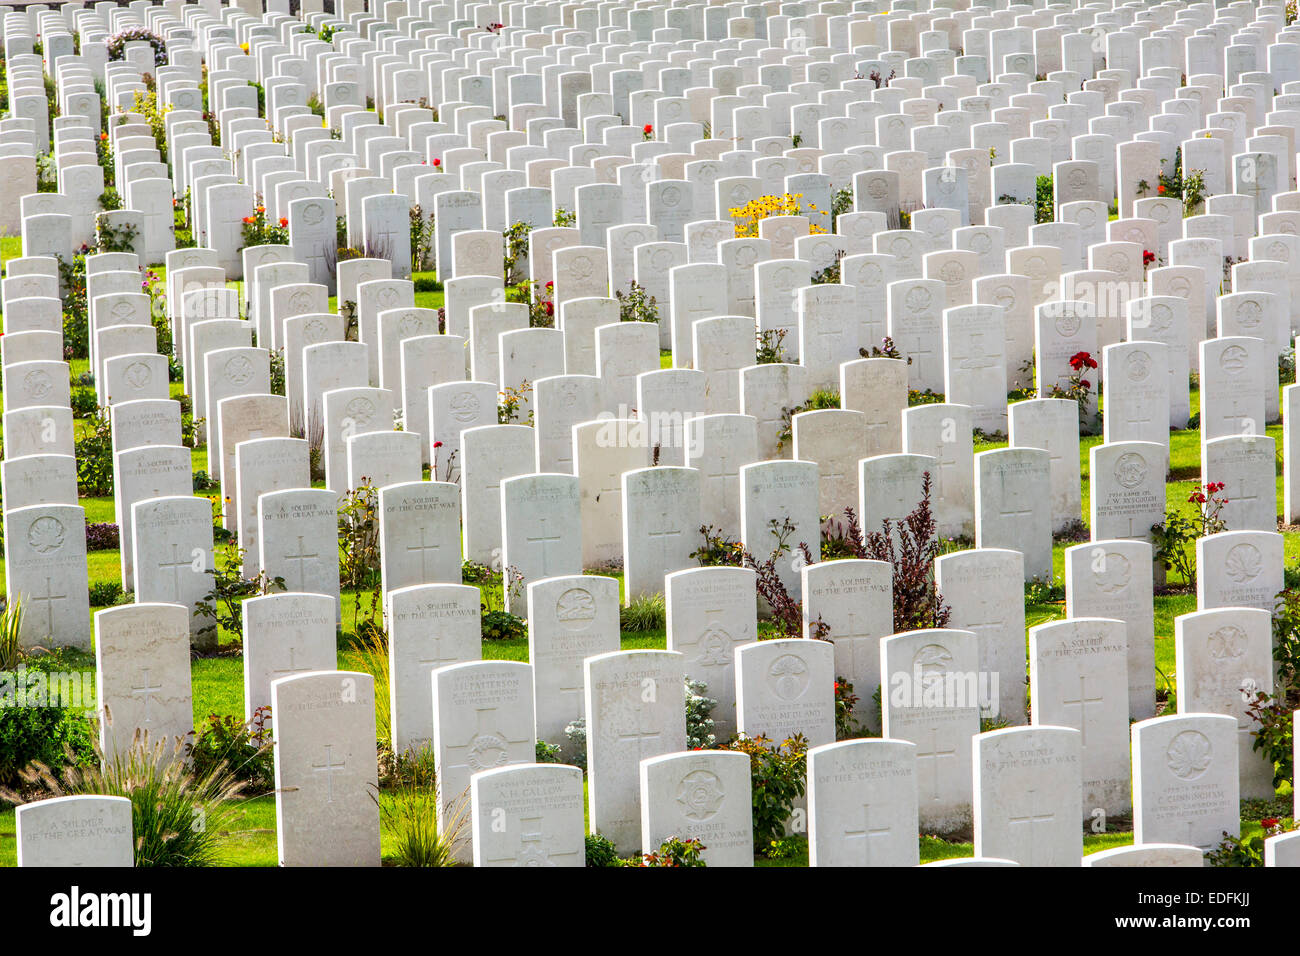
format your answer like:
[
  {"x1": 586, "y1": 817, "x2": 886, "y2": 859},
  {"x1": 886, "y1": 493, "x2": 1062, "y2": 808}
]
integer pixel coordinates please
[
  {"x1": 584, "y1": 833, "x2": 621, "y2": 866},
  {"x1": 638, "y1": 836, "x2": 707, "y2": 866},
  {"x1": 5, "y1": 730, "x2": 248, "y2": 866},
  {"x1": 482, "y1": 609, "x2": 527, "y2": 641},
  {"x1": 72, "y1": 408, "x2": 114, "y2": 496},
  {"x1": 619, "y1": 592, "x2": 665, "y2": 632},
  {"x1": 186, "y1": 708, "x2": 275, "y2": 795},
  {"x1": 719, "y1": 733, "x2": 808, "y2": 852}
]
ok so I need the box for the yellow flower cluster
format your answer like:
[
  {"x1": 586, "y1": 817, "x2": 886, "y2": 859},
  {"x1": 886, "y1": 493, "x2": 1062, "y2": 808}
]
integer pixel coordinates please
[{"x1": 728, "y1": 193, "x2": 829, "y2": 238}]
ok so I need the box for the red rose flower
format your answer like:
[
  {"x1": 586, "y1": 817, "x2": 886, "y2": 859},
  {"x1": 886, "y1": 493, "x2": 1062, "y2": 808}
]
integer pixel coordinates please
[
  {"x1": 431, "y1": 157, "x2": 441, "y2": 167},
  {"x1": 279, "y1": 217, "x2": 288, "y2": 227},
  {"x1": 643, "y1": 124, "x2": 653, "y2": 134}
]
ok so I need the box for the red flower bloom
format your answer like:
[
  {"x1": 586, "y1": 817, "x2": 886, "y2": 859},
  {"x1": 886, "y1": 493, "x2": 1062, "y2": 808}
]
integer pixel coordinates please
[
  {"x1": 1262, "y1": 817, "x2": 1281, "y2": 828},
  {"x1": 431, "y1": 157, "x2": 441, "y2": 167},
  {"x1": 1157, "y1": 184, "x2": 1166, "y2": 194},
  {"x1": 279, "y1": 217, "x2": 288, "y2": 227},
  {"x1": 545, "y1": 280, "x2": 554, "y2": 289},
  {"x1": 242, "y1": 216, "x2": 254, "y2": 224},
  {"x1": 643, "y1": 123, "x2": 653, "y2": 134},
  {"x1": 1143, "y1": 250, "x2": 1156, "y2": 266},
  {"x1": 433, "y1": 440, "x2": 443, "y2": 448},
  {"x1": 1079, "y1": 379, "x2": 1090, "y2": 389},
  {"x1": 543, "y1": 301, "x2": 554, "y2": 315},
  {"x1": 1068, "y1": 350, "x2": 1097, "y2": 371}
]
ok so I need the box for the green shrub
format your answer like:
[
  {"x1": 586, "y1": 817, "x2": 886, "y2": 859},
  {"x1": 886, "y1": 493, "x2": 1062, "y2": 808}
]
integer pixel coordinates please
[
  {"x1": 535, "y1": 739, "x2": 563, "y2": 763},
  {"x1": 0, "y1": 598, "x2": 22, "y2": 670},
  {"x1": 0, "y1": 673, "x2": 97, "y2": 791},
  {"x1": 375, "y1": 757, "x2": 466, "y2": 866},
  {"x1": 88, "y1": 581, "x2": 128, "y2": 607},
  {"x1": 4, "y1": 729, "x2": 247, "y2": 865},
  {"x1": 564, "y1": 717, "x2": 587, "y2": 771},
  {"x1": 72, "y1": 408, "x2": 114, "y2": 495},
  {"x1": 187, "y1": 708, "x2": 275, "y2": 794},
  {"x1": 638, "y1": 836, "x2": 707, "y2": 866},
  {"x1": 584, "y1": 833, "x2": 621, "y2": 866},
  {"x1": 482, "y1": 609, "x2": 527, "y2": 641},
  {"x1": 619, "y1": 592, "x2": 665, "y2": 632},
  {"x1": 69, "y1": 386, "x2": 99, "y2": 419},
  {"x1": 685, "y1": 678, "x2": 717, "y2": 749},
  {"x1": 719, "y1": 733, "x2": 808, "y2": 852}
]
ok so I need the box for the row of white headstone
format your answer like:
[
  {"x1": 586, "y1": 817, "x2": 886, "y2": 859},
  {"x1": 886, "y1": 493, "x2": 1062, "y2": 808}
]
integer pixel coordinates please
[
  {"x1": 5, "y1": 0, "x2": 1300, "y2": 865},
  {"x1": 14, "y1": 684, "x2": 1300, "y2": 867}
]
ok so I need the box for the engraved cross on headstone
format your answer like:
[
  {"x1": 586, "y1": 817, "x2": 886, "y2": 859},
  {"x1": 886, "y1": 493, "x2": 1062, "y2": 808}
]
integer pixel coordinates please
[
  {"x1": 283, "y1": 534, "x2": 320, "y2": 591},
  {"x1": 311, "y1": 743, "x2": 347, "y2": 803},
  {"x1": 1061, "y1": 673, "x2": 1104, "y2": 748},
  {"x1": 526, "y1": 514, "x2": 565, "y2": 576},
  {"x1": 844, "y1": 801, "x2": 892, "y2": 864},
  {"x1": 407, "y1": 524, "x2": 441, "y2": 580},
  {"x1": 130, "y1": 667, "x2": 164, "y2": 723},
  {"x1": 30, "y1": 575, "x2": 68, "y2": 637},
  {"x1": 159, "y1": 543, "x2": 192, "y2": 603},
  {"x1": 914, "y1": 725, "x2": 957, "y2": 802},
  {"x1": 1007, "y1": 787, "x2": 1055, "y2": 865}
]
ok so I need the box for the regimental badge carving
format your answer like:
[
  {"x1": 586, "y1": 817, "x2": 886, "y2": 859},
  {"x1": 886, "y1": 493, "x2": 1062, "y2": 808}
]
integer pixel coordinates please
[
  {"x1": 466, "y1": 730, "x2": 509, "y2": 772},
  {"x1": 1218, "y1": 344, "x2": 1249, "y2": 374},
  {"x1": 1125, "y1": 350, "x2": 1152, "y2": 382},
  {"x1": 23, "y1": 369, "x2": 53, "y2": 399},
  {"x1": 767, "y1": 653, "x2": 809, "y2": 701},
  {"x1": 1113, "y1": 452, "x2": 1147, "y2": 489},
  {"x1": 398, "y1": 312, "x2": 426, "y2": 337},
  {"x1": 1054, "y1": 308, "x2": 1082, "y2": 337},
  {"x1": 1224, "y1": 543, "x2": 1262, "y2": 584},
  {"x1": 1207, "y1": 625, "x2": 1248, "y2": 661},
  {"x1": 123, "y1": 361, "x2": 152, "y2": 389},
  {"x1": 224, "y1": 355, "x2": 254, "y2": 385},
  {"x1": 555, "y1": 587, "x2": 595, "y2": 629},
  {"x1": 694, "y1": 622, "x2": 732, "y2": 667},
  {"x1": 450, "y1": 390, "x2": 481, "y2": 422},
  {"x1": 912, "y1": 643, "x2": 952, "y2": 696},
  {"x1": 344, "y1": 397, "x2": 376, "y2": 426},
  {"x1": 28, "y1": 516, "x2": 66, "y2": 553},
  {"x1": 1235, "y1": 298, "x2": 1263, "y2": 331},
  {"x1": 302, "y1": 202, "x2": 325, "y2": 226},
  {"x1": 677, "y1": 769, "x2": 725, "y2": 821},
  {"x1": 1165, "y1": 729, "x2": 1212, "y2": 780},
  {"x1": 904, "y1": 286, "x2": 931, "y2": 313},
  {"x1": 1094, "y1": 551, "x2": 1131, "y2": 594}
]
